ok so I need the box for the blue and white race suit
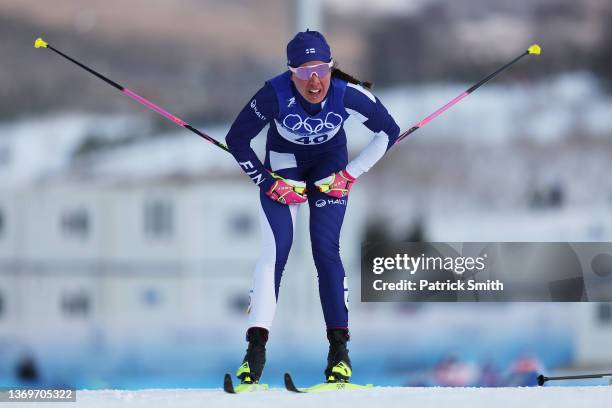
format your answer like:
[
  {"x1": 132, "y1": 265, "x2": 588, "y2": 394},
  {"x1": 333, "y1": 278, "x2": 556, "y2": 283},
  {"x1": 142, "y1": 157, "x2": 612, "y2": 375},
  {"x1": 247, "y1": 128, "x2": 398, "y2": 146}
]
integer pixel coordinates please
[{"x1": 226, "y1": 71, "x2": 400, "y2": 330}]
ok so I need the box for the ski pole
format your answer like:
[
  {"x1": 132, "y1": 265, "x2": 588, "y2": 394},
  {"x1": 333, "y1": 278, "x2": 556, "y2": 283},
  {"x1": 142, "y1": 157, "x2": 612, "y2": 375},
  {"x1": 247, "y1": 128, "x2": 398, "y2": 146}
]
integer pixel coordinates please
[
  {"x1": 34, "y1": 37, "x2": 229, "y2": 153},
  {"x1": 537, "y1": 372, "x2": 612, "y2": 386},
  {"x1": 395, "y1": 44, "x2": 541, "y2": 145}
]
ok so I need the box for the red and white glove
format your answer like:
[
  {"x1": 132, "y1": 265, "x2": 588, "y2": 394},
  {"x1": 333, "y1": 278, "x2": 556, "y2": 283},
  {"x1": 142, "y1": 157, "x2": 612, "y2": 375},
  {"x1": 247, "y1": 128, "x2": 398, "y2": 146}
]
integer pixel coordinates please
[
  {"x1": 265, "y1": 173, "x2": 307, "y2": 205},
  {"x1": 315, "y1": 169, "x2": 356, "y2": 198}
]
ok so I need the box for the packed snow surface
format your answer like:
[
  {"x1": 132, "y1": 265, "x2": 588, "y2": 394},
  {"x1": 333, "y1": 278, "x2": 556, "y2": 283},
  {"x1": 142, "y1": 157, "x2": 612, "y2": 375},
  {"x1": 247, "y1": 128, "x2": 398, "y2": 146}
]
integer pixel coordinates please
[{"x1": 30, "y1": 386, "x2": 612, "y2": 408}]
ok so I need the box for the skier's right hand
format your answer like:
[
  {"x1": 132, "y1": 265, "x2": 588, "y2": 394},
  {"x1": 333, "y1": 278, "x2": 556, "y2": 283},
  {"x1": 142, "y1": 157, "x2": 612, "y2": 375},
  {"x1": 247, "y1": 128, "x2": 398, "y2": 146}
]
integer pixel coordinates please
[{"x1": 264, "y1": 172, "x2": 307, "y2": 205}]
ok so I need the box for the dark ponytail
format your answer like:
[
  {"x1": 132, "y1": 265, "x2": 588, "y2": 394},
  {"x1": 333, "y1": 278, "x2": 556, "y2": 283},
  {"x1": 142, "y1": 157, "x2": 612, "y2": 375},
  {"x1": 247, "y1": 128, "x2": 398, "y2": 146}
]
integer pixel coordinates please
[{"x1": 331, "y1": 64, "x2": 373, "y2": 89}]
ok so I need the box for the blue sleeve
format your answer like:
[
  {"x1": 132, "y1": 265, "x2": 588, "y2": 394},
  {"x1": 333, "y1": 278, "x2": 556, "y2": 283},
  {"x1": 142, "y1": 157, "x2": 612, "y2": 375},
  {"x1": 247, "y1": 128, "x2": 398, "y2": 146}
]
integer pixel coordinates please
[{"x1": 226, "y1": 83, "x2": 278, "y2": 191}]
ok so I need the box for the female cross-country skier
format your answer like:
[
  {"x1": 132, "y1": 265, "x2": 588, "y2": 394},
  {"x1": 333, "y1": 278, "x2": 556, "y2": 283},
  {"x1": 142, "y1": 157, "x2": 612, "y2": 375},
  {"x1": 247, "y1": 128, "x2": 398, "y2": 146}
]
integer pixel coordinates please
[{"x1": 226, "y1": 30, "x2": 400, "y2": 385}]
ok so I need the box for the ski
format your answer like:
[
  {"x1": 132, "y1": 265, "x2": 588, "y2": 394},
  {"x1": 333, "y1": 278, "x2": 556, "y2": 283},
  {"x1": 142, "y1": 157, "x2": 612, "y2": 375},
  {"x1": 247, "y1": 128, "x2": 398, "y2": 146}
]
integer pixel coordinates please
[
  {"x1": 284, "y1": 372, "x2": 373, "y2": 393},
  {"x1": 223, "y1": 373, "x2": 269, "y2": 394}
]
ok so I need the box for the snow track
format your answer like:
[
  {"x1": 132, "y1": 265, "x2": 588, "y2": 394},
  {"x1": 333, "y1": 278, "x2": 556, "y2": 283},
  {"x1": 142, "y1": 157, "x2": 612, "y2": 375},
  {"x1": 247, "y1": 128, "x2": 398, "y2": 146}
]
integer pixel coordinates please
[{"x1": 30, "y1": 386, "x2": 612, "y2": 408}]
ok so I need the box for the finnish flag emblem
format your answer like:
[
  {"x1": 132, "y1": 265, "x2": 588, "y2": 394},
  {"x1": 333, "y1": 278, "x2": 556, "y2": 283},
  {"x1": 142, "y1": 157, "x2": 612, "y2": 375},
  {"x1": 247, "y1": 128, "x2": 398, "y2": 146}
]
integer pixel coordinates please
[{"x1": 305, "y1": 48, "x2": 316, "y2": 54}]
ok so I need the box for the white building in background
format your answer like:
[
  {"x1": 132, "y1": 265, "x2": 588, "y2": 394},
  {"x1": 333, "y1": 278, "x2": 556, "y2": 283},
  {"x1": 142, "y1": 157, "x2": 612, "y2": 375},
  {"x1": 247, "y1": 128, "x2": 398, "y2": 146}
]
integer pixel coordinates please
[
  {"x1": 1, "y1": 175, "x2": 612, "y2": 368},
  {"x1": 575, "y1": 303, "x2": 612, "y2": 368}
]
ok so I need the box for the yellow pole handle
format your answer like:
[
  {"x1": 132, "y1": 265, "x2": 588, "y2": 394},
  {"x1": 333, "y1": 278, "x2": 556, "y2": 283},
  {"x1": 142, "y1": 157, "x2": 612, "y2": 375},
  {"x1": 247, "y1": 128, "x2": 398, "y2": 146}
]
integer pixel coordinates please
[
  {"x1": 34, "y1": 37, "x2": 49, "y2": 48},
  {"x1": 528, "y1": 44, "x2": 541, "y2": 55}
]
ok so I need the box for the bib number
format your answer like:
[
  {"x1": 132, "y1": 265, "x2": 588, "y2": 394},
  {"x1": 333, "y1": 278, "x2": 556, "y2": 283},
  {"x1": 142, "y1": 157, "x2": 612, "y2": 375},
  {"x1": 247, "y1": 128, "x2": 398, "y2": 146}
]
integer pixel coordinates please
[{"x1": 295, "y1": 134, "x2": 329, "y2": 145}]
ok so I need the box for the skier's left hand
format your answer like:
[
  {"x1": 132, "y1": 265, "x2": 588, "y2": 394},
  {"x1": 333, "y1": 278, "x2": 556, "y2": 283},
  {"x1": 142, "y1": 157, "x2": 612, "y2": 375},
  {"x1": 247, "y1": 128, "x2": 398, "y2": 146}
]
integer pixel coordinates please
[{"x1": 315, "y1": 169, "x2": 356, "y2": 198}]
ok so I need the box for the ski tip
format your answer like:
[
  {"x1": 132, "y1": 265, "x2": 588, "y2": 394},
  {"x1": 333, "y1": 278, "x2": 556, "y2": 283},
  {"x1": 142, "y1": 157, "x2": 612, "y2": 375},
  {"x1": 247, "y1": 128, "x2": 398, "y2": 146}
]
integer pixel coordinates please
[
  {"x1": 224, "y1": 373, "x2": 236, "y2": 393},
  {"x1": 284, "y1": 372, "x2": 303, "y2": 393}
]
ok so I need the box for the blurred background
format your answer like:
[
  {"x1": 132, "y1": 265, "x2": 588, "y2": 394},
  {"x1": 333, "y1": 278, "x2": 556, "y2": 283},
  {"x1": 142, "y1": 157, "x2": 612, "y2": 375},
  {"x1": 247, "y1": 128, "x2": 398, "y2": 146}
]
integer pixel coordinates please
[{"x1": 1, "y1": 0, "x2": 612, "y2": 390}]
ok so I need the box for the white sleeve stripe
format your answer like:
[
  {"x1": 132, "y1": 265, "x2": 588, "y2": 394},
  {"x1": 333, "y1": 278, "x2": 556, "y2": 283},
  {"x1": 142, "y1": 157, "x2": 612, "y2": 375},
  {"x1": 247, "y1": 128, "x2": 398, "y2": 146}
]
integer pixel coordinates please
[
  {"x1": 345, "y1": 107, "x2": 368, "y2": 123},
  {"x1": 345, "y1": 131, "x2": 389, "y2": 178},
  {"x1": 346, "y1": 82, "x2": 376, "y2": 103}
]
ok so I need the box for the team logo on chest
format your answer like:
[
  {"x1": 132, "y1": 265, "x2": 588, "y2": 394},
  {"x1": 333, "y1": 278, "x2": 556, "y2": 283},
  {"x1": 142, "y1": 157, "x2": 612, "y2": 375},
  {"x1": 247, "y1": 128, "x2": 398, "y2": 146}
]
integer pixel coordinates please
[{"x1": 278, "y1": 112, "x2": 344, "y2": 146}]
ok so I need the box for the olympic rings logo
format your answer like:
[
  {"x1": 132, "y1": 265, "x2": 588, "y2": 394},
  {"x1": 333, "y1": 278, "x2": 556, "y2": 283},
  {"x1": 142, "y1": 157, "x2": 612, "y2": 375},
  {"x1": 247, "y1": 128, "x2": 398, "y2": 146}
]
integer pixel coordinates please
[{"x1": 281, "y1": 112, "x2": 343, "y2": 135}]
